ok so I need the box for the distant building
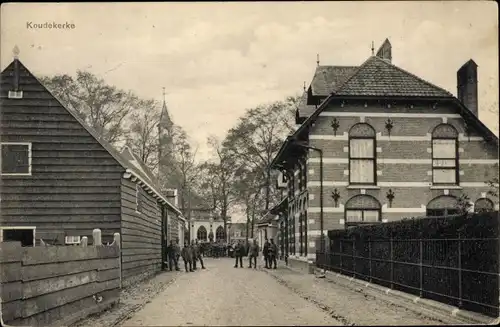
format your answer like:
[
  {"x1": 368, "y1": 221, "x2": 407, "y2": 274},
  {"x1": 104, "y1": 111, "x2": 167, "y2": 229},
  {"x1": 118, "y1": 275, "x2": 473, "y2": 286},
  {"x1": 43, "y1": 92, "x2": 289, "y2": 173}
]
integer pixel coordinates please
[
  {"x1": 228, "y1": 222, "x2": 247, "y2": 243},
  {"x1": 0, "y1": 56, "x2": 186, "y2": 286},
  {"x1": 269, "y1": 39, "x2": 499, "y2": 269}
]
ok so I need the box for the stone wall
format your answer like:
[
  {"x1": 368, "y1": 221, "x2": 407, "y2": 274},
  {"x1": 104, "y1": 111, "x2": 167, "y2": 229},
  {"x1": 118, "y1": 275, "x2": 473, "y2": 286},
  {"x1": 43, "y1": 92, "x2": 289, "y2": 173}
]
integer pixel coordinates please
[{"x1": 0, "y1": 230, "x2": 121, "y2": 326}]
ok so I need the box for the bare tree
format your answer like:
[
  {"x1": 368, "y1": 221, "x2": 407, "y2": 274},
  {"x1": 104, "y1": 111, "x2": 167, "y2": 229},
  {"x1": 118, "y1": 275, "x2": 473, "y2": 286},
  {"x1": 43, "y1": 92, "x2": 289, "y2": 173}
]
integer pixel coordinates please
[{"x1": 41, "y1": 71, "x2": 136, "y2": 145}]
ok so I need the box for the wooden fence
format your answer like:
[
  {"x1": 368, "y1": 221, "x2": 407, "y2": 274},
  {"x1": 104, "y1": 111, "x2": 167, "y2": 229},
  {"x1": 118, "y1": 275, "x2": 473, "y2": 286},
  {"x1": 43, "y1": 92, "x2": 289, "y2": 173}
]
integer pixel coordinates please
[
  {"x1": 0, "y1": 229, "x2": 121, "y2": 326},
  {"x1": 316, "y1": 212, "x2": 499, "y2": 318}
]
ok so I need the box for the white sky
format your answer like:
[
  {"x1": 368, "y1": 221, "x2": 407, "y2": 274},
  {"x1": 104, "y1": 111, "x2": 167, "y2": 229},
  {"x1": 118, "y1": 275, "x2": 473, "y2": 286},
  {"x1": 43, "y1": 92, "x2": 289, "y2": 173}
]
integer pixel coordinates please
[
  {"x1": 1, "y1": 2, "x2": 498, "y2": 160},
  {"x1": 1, "y1": 1, "x2": 498, "y2": 223}
]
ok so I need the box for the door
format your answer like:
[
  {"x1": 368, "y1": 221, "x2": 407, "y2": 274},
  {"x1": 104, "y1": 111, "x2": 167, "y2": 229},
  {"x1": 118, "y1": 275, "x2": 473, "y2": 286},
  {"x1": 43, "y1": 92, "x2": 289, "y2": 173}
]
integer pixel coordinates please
[{"x1": 160, "y1": 205, "x2": 168, "y2": 270}]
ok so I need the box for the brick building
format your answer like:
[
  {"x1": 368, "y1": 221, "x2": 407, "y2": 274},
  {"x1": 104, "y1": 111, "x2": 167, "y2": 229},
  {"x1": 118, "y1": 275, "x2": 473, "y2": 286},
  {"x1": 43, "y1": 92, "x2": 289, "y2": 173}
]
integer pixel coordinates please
[{"x1": 269, "y1": 39, "x2": 499, "y2": 267}]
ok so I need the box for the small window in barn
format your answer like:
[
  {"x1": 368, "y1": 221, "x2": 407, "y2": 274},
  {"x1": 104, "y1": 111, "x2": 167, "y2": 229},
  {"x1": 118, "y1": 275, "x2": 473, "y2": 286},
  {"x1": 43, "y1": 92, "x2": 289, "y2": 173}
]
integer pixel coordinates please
[
  {"x1": 0, "y1": 227, "x2": 35, "y2": 247},
  {"x1": 136, "y1": 183, "x2": 145, "y2": 213},
  {"x1": 65, "y1": 235, "x2": 81, "y2": 245},
  {"x1": 1, "y1": 142, "x2": 32, "y2": 175}
]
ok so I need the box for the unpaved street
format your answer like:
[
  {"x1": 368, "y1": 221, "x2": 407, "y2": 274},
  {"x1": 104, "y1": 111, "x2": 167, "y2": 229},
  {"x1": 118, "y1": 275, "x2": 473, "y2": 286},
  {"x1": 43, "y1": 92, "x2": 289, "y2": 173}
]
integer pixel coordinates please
[{"x1": 120, "y1": 258, "x2": 341, "y2": 326}]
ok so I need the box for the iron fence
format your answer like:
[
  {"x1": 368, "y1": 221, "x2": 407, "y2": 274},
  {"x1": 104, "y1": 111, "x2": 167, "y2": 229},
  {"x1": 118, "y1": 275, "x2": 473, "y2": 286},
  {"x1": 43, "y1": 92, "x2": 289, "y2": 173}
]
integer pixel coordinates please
[{"x1": 316, "y1": 211, "x2": 499, "y2": 318}]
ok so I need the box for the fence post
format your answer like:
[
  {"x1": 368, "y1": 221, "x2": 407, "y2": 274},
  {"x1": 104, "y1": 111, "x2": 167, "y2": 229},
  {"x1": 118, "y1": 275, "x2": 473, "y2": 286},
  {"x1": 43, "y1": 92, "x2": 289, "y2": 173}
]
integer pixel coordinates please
[
  {"x1": 352, "y1": 235, "x2": 356, "y2": 278},
  {"x1": 368, "y1": 237, "x2": 372, "y2": 283},
  {"x1": 458, "y1": 232, "x2": 462, "y2": 308},
  {"x1": 419, "y1": 238, "x2": 423, "y2": 297},
  {"x1": 81, "y1": 236, "x2": 88, "y2": 247},
  {"x1": 390, "y1": 235, "x2": 394, "y2": 289},
  {"x1": 112, "y1": 232, "x2": 122, "y2": 289},
  {"x1": 93, "y1": 228, "x2": 102, "y2": 246}
]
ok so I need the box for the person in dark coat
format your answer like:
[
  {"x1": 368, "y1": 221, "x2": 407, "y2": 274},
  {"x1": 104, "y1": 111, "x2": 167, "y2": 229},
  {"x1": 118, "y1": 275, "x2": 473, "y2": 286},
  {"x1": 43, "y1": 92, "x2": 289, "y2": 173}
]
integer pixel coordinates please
[
  {"x1": 174, "y1": 238, "x2": 181, "y2": 265},
  {"x1": 181, "y1": 241, "x2": 194, "y2": 272},
  {"x1": 269, "y1": 239, "x2": 278, "y2": 269},
  {"x1": 234, "y1": 240, "x2": 244, "y2": 268},
  {"x1": 194, "y1": 239, "x2": 205, "y2": 269},
  {"x1": 192, "y1": 239, "x2": 199, "y2": 270},
  {"x1": 166, "y1": 240, "x2": 179, "y2": 271},
  {"x1": 248, "y1": 239, "x2": 259, "y2": 269},
  {"x1": 263, "y1": 238, "x2": 270, "y2": 269}
]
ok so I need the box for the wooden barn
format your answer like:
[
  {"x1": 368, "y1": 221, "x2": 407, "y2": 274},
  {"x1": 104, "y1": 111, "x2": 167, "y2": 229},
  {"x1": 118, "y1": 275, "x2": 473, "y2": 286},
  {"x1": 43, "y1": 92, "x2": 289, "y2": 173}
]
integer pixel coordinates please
[{"x1": 0, "y1": 56, "x2": 186, "y2": 286}]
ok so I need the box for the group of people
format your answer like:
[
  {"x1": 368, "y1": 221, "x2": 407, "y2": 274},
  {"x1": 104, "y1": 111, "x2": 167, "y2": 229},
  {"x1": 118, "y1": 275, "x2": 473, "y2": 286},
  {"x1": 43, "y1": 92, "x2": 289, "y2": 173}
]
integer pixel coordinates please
[
  {"x1": 165, "y1": 239, "x2": 205, "y2": 273},
  {"x1": 165, "y1": 237, "x2": 280, "y2": 272},
  {"x1": 232, "y1": 238, "x2": 279, "y2": 269}
]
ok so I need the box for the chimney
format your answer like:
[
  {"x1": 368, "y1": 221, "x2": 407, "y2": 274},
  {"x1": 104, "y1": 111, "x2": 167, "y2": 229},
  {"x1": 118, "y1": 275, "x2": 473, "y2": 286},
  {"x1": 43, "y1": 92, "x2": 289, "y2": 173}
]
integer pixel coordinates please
[
  {"x1": 457, "y1": 59, "x2": 478, "y2": 117},
  {"x1": 376, "y1": 38, "x2": 392, "y2": 63},
  {"x1": 165, "y1": 189, "x2": 178, "y2": 207}
]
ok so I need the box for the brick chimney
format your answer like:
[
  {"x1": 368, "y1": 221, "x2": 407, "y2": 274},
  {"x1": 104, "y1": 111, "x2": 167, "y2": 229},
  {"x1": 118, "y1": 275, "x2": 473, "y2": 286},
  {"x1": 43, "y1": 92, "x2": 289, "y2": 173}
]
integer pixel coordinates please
[
  {"x1": 376, "y1": 38, "x2": 392, "y2": 63},
  {"x1": 457, "y1": 59, "x2": 478, "y2": 117}
]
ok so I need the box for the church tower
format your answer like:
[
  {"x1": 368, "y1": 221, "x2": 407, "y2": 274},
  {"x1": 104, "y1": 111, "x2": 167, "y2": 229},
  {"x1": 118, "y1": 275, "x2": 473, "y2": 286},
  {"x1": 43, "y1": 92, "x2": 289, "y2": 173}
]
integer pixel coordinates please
[{"x1": 157, "y1": 88, "x2": 175, "y2": 182}]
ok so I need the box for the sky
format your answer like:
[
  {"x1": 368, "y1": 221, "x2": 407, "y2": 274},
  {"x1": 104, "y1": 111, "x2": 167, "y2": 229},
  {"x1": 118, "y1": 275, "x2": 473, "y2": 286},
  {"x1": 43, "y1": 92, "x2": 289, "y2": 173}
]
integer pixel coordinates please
[{"x1": 1, "y1": 1, "x2": 498, "y2": 161}]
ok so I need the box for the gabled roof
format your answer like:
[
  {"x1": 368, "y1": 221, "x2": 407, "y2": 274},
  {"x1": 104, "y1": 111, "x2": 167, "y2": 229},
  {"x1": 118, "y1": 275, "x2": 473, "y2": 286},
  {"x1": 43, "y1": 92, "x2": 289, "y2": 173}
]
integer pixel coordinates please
[
  {"x1": 310, "y1": 65, "x2": 358, "y2": 96},
  {"x1": 120, "y1": 146, "x2": 158, "y2": 187},
  {"x1": 1, "y1": 59, "x2": 184, "y2": 219},
  {"x1": 273, "y1": 54, "x2": 498, "y2": 168},
  {"x1": 334, "y1": 55, "x2": 454, "y2": 97},
  {"x1": 296, "y1": 91, "x2": 317, "y2": 118}
]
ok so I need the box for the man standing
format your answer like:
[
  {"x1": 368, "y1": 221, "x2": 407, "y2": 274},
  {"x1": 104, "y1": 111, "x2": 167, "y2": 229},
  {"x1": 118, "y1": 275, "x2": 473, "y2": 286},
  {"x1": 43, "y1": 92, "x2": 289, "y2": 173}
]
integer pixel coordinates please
[
  {"x1": 194, "y1": 239, "x2": 206, "y2": 269},
  {"x1": 181, "y1": 241, "x2": 194, "y2": 272},
  {"x1": 174, "y1": 238, "x2": 181, "y2": 269},
  {"x1": 248, "y1": 239, "x2": 259, "y2": 269},
  {"x1": 234, "y1": 240, "x2": 243, "y2": 268},
  {"x1": 263, "y1": 238, "x2": 270, "y2": 269},
  {"x1": 166, "y1": 240, "x2": 177, "y2": 271},
  {"x1": 192, "y1": 239, "x2": 199, "y2": 270},
  {"x1": 269, "y1": 239, "x2": 278, "y2": 269}
]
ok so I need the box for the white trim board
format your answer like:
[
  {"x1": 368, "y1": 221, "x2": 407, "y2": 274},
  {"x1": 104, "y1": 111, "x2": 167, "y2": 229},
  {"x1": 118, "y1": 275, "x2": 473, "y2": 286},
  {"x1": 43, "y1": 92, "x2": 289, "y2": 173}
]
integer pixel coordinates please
[
  {"x1": 307, "y1": 181, "x2": 489, "y2": 187},
  {"x1": 319, "y1": 112, "x2": 462, "y2": 118},
  {"x1": 307, "y1": 158, "x2": 499, "y2": 165},
  {"x1": 309, "y1": 133, "x2": 484, "y2": 142}
]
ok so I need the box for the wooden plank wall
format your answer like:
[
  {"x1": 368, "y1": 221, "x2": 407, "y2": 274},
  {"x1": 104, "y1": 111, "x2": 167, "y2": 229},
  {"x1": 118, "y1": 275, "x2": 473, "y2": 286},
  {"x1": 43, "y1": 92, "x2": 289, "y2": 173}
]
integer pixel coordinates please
[
  {"x1": 120, "y1": 178, "x2": 162, "y2": 287},
  {"x1": 0, "y1": 241, "x2": 120, "y2": 326},
  {"x1": 0, "y1": 61, "x2": 123, "y2": 244}
]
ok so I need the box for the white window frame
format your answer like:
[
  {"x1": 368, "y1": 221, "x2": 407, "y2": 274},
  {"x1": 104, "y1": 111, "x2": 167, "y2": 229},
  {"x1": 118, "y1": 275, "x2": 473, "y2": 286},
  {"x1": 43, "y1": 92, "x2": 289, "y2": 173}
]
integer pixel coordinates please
[
  {"x1": 0, "y1": 226, "x2": 36, "y2": 247},
  {"x1": 432, "y1": 139, "x2": 458, "y2": 185},
  {"x1": 0, "y1": 142, "x2": 32, "y2": 176},
  {"x1": 65, "y1": 235, "x2": 81, "y2": 245}
]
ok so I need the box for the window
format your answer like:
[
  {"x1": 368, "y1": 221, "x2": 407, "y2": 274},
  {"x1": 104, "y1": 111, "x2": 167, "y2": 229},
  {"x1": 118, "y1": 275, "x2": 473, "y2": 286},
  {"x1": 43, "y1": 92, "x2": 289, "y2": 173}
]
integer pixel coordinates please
[
  {"x1": 431, "y1": 124, "x2": 459, "y2": 185},
  {"x1": 65, "y1": 235, "x2": 81, "y2": 245},
  {"x1": 197, "y1": 226, "x2": 207, "y2": 241},
  {"x1": 344, "y1": 194, "x2": 381, "y2": 226},
  {"x1": 215, "y1": 226, "x2": 225, "y2": 242},
  {"x1": 426, "y1": 195, "x2": 460, "y2": 216},
  {"x1": 1, "y1": 142, "x2": 31, "y2": 175},
  {"x1": 474, "y1": 198, "x2": 494, "y2": 213},
  {"x1": 0, "y1": 227, "x2": 35, "y2": 247},
  {"x1": 136, "y1": 184, "x2": 145, "y2": 213},
  {"x1": 349, "y1": 124, "x2": 376, "y2": 185}
]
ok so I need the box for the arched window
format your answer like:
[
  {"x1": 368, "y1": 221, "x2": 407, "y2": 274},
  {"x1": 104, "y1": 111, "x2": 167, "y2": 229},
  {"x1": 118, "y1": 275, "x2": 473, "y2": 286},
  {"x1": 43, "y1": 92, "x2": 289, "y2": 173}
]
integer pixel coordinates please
[
  {"x1": 215, "y1": 226, "x2": 225, "y2": 242},
  {"x1": 349, "y1": 123, "x2": 376, "y2": 185},
  {"x1": 345, "y1": 194, "x2": 381, "y2": 225},
  {"x1": 474, "y1": 198, "x2": 494, "y2": 213},
  {"x1": 197, "y1": 226, "x2": 207, "y2": 241},
  {"x1": 431, "y1": 124, "x2": 459, "y2": 185},
  {"x1": 426, "y1": 195, "x2": 460, "y2": 216}
]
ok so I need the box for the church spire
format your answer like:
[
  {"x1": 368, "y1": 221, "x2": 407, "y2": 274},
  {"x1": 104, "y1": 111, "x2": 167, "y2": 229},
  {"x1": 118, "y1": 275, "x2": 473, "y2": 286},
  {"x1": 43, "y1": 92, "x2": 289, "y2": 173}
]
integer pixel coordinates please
[{"x1": 159, "y1": 87, "x2": 173, "y2": 130}]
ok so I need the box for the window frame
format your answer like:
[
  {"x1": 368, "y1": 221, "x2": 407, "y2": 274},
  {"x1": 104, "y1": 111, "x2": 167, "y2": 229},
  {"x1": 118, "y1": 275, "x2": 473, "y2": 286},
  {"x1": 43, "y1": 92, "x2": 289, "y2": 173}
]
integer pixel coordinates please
[
  {"x1": 344, "y1": 194, "x2": 382, "y2": 227},
  {"x1": 474, "y1": 198, "x2": 495, "y2": 213},
  {"x1": 135, "y1": 183, "x2": 145, "y2": 214},
  {"x1": 348, "y1": 124, "x2": 377, "y2": 185},
  {"x1": 197, "y1": 226, "x2": 208, "y2": 241},
  {"x1": 0, "y1": 226, "x2": 36, "y2": 247},
  {"x1": 1, "y1": 142, "x2": 32, "y2": 176},
  {"x1": 431, "y1": 124, "x2": 459, "y2": 186}
]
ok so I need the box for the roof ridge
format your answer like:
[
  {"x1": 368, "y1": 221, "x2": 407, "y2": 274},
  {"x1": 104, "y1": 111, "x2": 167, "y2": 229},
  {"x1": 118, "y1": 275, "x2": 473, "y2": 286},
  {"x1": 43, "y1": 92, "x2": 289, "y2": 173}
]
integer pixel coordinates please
[{"x1": 371, "y1": 55, "x2": 454, "y2": 97}]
